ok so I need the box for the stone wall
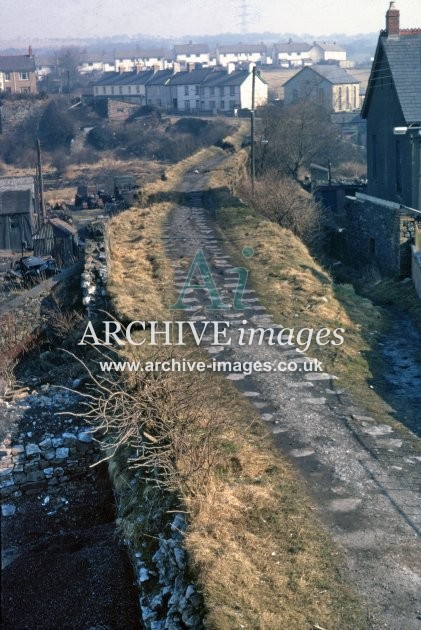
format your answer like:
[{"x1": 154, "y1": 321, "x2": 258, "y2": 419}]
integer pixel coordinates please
[
  {"x1": 81, "y1": 221, "x2": 109, "y2": 319},
  {"x1": 345, "y1": 193, "x2": 421, "y2": 276},
  {"x1": 0, "y1": 425, "x2": 99, "y2": 504},
  {"x1": 0, "y1": 264, "x2": 81, "y2": 363}
]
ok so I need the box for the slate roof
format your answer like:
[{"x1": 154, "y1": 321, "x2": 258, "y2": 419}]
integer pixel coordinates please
[
  {"x1": 284, "y1": 65, "x2": 359, "y2": 86},
  {"x1": 379, "y1": 33, "x2": 421, "y2": 123},
  {"x1": 0, "y1": 55, "x2": 36, "y2": 72},
  {"x1": 174, "y1": 44, "x2": 209, "y2": 55},
  {"x1": 168, "y1": 68, "x2": 214, "y2": 85},
  {"x1": 114, "y1": 49, "x2": 167, "y2": 60},
  {"x1": 313, "y1": 41, "x2": 346, "y2": 52},
  {"x1": 273, "y1": 42, "x2": 311, "y2": 54},
  {"x1": 93, "y1": 70, "x2": 154, "y2": 87},
  {"x1": 218, "y1": 44, "x2": 266, "y2": 54},
  {"x1": 146, "y1": 69, "x2": 174, "y2": 85},
  {"x1": 79, "y1": 52, "x2": 114, "y2": 64},
  {"x1": 203, "y1": 69, "x2": 263, "y2": 87}
]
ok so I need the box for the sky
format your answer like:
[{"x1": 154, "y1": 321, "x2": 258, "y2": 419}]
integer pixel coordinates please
[{"x1": 1, "y1": 0, "x2": 421, "y2": 42}]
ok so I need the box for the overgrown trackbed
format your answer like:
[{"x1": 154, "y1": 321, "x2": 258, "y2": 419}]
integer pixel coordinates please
[{"x1": 163, "y1": 159, "x2": 421, "y2": 630}]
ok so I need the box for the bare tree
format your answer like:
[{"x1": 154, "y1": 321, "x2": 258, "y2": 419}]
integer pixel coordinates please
[{"x1": 256, "y1": 102, "x2": 340, "y2": 180}]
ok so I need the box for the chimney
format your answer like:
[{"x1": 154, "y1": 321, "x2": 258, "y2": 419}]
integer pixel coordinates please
[
  {"x1": 386, "y1": 1, "x2": 400, "y2": 38},
  {"x1": 227, "y1": 62, "x2": 235, "y2": 75},
  {"x1": 28, "y1": 45, "x2": 33, "y2": 58}
]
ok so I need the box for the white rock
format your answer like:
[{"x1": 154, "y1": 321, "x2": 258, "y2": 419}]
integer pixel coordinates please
[{"x1": 2, "y1": 504, "x2": 16, "y2": 517}]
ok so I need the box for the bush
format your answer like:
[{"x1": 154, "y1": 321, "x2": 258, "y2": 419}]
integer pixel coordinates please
[
  {"x1": 239, "y1": 173, "x2": 325, "y2": 247},
  {"x1": 87, "y1": 125, "x2": 118, "y2": 150},
  {"x1": 38, "y1": 100, "x2": 75, "y2": 151}
]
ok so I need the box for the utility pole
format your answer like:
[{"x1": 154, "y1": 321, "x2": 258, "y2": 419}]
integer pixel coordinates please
[
  {"x1": 250, "y1": 65, "x2": 256, "y2": 196},
  {"x1": 36, "y1": 139, "x2": 46, "y2": 225}
]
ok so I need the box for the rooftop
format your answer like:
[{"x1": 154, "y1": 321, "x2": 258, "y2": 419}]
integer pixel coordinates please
[
  {"x1": 284, "y1": 65, "x2": 359, "y2": 85},
  {"x1": 0, "y1": 55, "x2": 36, "y2": 73},
  {"x1": 217, "y1": 44, "x2": 266, "y2": 54}
]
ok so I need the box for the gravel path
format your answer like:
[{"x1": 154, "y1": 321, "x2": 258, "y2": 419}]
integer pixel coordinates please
[{"x1": 162, "y1": 165, "x2": 421, "y2": 629}]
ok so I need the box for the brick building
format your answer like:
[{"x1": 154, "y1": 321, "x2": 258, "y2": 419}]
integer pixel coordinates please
[{"x1": 0, "y1": 48, "x2": 37, "y2": 95}]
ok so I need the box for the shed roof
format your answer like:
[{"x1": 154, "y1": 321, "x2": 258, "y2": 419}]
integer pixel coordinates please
[{"x1": 0, "y1": 190, "x2": 32, "y2": 216}]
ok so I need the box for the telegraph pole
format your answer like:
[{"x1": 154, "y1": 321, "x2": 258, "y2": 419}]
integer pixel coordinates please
[
  {"x1": 36, "y1": 139, "x2": 46, "y2": 225},
  {"x1": 250, "y1": 65, "x2": 256, "y2": 196}
]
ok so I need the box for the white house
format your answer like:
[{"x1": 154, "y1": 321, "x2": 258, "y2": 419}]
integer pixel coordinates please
[
  {"x1": 174, "y1": 43, "x2": 210, "y2": 67},
  {"x1": 114, "y1": 49, "x2": 168, "y2": 72},
  {"x1": 167, "y1": 67, "x2": 268, "y2": 113},
  {"x1": 272, "y1": 41, "x2": 312, "y2": 67},
  {"x1": 216, "y1": 44, "x2": 267, "y2": 67},
  {"x1": 309, "y1": 42, "x2": 347, "y2": 64},
  {"x1": 78, "y1": 52, "x2": 115, "y2": 74}
]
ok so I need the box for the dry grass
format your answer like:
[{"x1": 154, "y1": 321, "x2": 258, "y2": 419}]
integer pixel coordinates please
[
  {"x1": 105, "y1": 142, "x2": 370, "y2": 629},
  {"x1": 211, "y1": 191, "x2": 404, "y2": 424}
]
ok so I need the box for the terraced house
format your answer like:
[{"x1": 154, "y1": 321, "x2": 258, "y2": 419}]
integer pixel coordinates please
[
  {"x1": 0, "y1": 48, "x2": 37, "y2": 95},
  {"x1": 93, "y1": 66, "x2": 268, "y2": 114}
]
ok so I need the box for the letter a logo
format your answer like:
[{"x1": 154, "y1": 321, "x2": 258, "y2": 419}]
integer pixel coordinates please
[{"x1": 170, "y1": 249, "x2": 231, "y2": 310}]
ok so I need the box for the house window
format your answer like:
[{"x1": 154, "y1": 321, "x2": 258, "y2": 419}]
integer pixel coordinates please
[
  {"x1": 19, "y1": 72, "x2": 29, "y2": 80},
  {"x1": 4, "y1": 72, "x2": 10, "y2": 81},
  {"x1": 128, "y1": 86, "x2": 131, "y2": 93},
  {"x1": 220, "y1": 86, "x2": 225, "y2": 96},
  {"x1": 353, "y1": 86, "x2": 357, "y2": 109},
  {"x1": 195, "y1": 85, "x2": 200, "y2": 96},
  {"x1": 230, "y1": 86, "x2": 235, "y2": 96},
  {"x1": 184, "y1": 86, "x2": 189, "y2": 95},
  {"x1": 338, "y1": 87, "x2": 342, "y2": 110},
  {"x1": 220, "y1": 100, "x2": 225, "y2": 110},
  {"x1": 136, "y1": 86, "x2": 140, "y2": 93},
  {"x1": 371, "y1": 134, "x2": 377, "y2": 180},
  {"x1": 111, "y1": 86, "x2": 115, "y2": 94},
  {"x1": 119, "y1": 86, "x2": 123, "y2": 94},
  {"x1": 102, "y1": 87, "x2": 106, "y2": 94},
  {"x1": 210, "y1": 87, "x2": 215, "y2": 96},
  {"x1": 184, "y1": 100, "x2": 190, "y2": 110},
  {"x1": 346, "y1": 86, "x2": 350, "y2": 110},
  {"x1": 396, "y1": 139, "x2": 402, "y2": 194}
]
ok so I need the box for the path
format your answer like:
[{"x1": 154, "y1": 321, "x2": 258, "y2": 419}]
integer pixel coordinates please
[{"x1": 162, "y1": 160, "x2": 421, "y2": 630}]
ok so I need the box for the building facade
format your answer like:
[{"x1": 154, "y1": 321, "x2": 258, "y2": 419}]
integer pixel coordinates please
[
  {"x1": 0, "y1": 49, "x2": 37, "y2": 95},
  {"x1": 283, "y1": 65, "x2": 360, "y2": 113}
]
